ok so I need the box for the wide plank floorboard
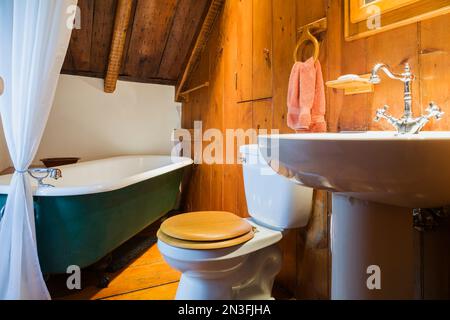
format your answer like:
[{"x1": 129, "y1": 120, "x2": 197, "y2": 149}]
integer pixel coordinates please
[{"x1": 47, "y1": 223, "x2": 180, "y2": 300}]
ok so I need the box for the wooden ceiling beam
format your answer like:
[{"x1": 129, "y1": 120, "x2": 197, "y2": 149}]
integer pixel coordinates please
[
  {"x1": 104, "y1": 0, "x2": 133, "y2": 93},
  {"x1": 175, "y1": 0, "x2": 225, "y2": 102}
]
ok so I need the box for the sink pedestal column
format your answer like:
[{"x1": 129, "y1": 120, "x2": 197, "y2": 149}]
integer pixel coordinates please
[{"x1": 331, "y1": 194, "x2": 417, "y2": 299}]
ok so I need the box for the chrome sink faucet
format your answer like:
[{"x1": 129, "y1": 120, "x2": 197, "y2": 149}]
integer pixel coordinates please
[{"x1": 369, "y1": 63, "x2": 444, "y2": 134}]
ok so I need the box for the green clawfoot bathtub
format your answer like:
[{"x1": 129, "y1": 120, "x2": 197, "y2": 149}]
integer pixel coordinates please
[{"x1": 0, "y1": 155, "x2": 193, "y2": 274}]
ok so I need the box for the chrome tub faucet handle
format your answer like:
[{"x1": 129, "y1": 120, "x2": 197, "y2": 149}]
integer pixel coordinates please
[
  {"x1": 49, "y1": 168, "x2": 62, "y2": 180},
  {"x1": 28, "y1": 168, "x2": 62, "y2": 188}
]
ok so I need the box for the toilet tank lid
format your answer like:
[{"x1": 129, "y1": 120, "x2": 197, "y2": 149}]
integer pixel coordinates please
[{"x1": 239, "y1": 144, "x2": 259, "y2": 155}]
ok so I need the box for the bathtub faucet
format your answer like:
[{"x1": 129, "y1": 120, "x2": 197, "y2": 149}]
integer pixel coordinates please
[
  {"x1": 369, "y1": 63, "x2": 444, "y2": 134},
  {"x1": 28, "y1": 168, "x2": 62, "y2": 188}
]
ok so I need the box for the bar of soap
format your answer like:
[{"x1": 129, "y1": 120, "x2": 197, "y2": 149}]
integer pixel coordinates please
[{"x1": 337, "y1": 74, "x2": 362, "y2": 81}]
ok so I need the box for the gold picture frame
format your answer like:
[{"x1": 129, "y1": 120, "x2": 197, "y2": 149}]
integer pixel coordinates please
[{"x1": 345, "y1": 0, "x2": 450, "y2": 41}]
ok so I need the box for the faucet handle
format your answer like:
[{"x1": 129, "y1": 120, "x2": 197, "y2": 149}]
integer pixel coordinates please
[
  {"x1": 374, "y1": 105, "x2": 389, "y2": 122},
  {"x1": 426, "y1": 102, "x2": 444, "y2": 120},
  {"x1": 49, "y1": 168, "x2": 62, "y2": 180}
]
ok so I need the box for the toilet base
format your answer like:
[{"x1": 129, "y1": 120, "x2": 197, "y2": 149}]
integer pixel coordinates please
[{"x1": 172, "y1": 244, "x2": 282, "y2": 300}]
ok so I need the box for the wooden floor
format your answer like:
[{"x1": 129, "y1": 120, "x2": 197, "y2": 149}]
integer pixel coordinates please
[{"x1": 47, "y1": 223, "x2": 180, "y2": 300}]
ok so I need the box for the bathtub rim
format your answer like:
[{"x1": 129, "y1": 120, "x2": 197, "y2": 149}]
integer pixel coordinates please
[{"x1": 0, "y1": 155, "x2": 193, "y2": 197}]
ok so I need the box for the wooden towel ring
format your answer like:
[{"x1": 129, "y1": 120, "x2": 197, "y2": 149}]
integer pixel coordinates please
[{"x1": 293, "y1": 27, "x2": 320, "y2": 63}]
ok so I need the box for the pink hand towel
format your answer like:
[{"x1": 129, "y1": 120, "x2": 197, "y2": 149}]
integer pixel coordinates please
[
  {"x1": 287, "y1": 57, "x2": 327, "y2": 133},
  {"x1": 310, "y1": 59, "x2": 327, "y2": 132}
]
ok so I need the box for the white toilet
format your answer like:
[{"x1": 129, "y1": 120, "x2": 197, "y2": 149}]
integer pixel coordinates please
[{"x1": 157, "y1": 144, "x2": 313, "y2": 300}]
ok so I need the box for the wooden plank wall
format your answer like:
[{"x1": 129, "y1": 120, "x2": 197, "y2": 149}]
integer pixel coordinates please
[{"x1": 181, "y1": 0, "x2": 450, "y2": 299}]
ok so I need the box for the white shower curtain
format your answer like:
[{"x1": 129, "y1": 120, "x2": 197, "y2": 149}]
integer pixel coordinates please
[{"x1": 0, "y1": 0, "x2": 77, "y2": 299}]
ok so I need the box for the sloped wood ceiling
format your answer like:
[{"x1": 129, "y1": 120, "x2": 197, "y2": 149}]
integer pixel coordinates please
[{"x1": 62, "y1": 0, "x2": 212, "y2": 85}]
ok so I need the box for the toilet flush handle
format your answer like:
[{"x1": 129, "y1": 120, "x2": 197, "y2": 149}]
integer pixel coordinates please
[{"x1": 239, "y1": 155, "x2": 247, "y2": 164}]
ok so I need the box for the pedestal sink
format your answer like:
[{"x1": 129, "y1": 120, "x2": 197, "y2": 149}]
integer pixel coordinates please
[{"x1": 258, "y1": 131, "x2": 450, "y2": 299}]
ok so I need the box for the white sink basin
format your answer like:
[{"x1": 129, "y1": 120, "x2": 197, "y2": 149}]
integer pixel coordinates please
[
  {"x1": 259, "y1": 131, "x2": 450, "y2": 208},
  {"x1": 259, "y1": 131, "x2": 450, "y2": 299}
]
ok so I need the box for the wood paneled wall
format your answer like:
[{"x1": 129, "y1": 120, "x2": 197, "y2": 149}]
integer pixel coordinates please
[{"x1": 180, "y1": 0, "x2": 450, "y2": 299}]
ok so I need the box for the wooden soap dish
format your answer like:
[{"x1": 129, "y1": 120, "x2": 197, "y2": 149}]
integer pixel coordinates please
[{"x1": 326, "y1": 73, "x2": 374, "y2": 95}]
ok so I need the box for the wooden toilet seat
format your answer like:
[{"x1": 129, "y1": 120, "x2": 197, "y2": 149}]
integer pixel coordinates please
[
  {"x1": 157, "y1": 211, "x2": 255, "y2": 250},
  {"x1": 157, "y1": 228, "x2": 255, "y2": 250}
]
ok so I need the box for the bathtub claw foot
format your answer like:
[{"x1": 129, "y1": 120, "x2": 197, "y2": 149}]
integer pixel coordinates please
[{"x1": 97, "y1": 275, "x2": 111, "y2": 288}]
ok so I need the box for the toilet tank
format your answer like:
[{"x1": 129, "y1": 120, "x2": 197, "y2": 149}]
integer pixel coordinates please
[{"x1": 240, "y1": 144, "x2": 313, "y2": 229}]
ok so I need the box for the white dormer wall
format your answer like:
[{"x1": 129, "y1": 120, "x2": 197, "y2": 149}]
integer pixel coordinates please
[{"x1": 30, "y1": 74, "x2": 181, "y2": 166}]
